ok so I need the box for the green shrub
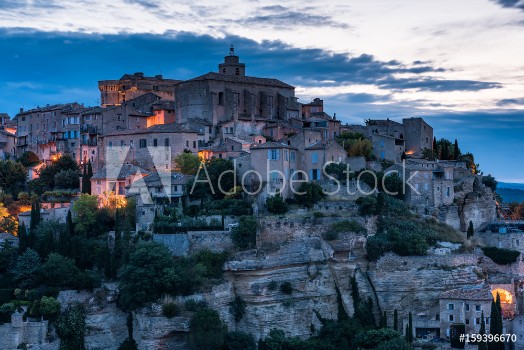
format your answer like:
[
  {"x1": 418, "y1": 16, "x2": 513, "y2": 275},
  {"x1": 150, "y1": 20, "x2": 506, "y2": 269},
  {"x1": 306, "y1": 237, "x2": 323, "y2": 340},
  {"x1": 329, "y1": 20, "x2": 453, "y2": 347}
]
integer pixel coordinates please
[
  {"x1": 330, "y1": 220, "x2": 366, "y2": 234},
  {"x1": 266, "y1": 193, "x2": 289, "y2": 214},
  {"x1": 322, "y1": 231, "x2": 339, "y2": 241},
  {"x1": 189, "y1": 308, "x2": 227, "y2": 350},
  {"x1": 356, "y1": 196, "x2": 379, "y2": 216},
  {"x1": 118, "y1": 338, "x2": 138, "y2": 350},
  {"x1": 184, "y1": 299, "x2": 208, "y2": 312},
  {"x1": 280, "y1": 282, "x2": 293, "y2": 295},
  {"x1": 56, "y1": 304, "x2": 86, "y2": 350},
  {"x1": 224, "y1": 331, "x2": 256, "y2": 350},
  {"x1": 294, "y1": 182, "x2": 326, "y2": 208},
  {"x1": 482, "y1": 246, "x2": 520, "y2": 265},
  {"x1": 162, "y1": 303, "x2": 180, "y2": 318},
  {"x1": 231, "y1": 216, "x2": 258, "y2": 250},
  {"x1": 229, "y1": 296, "x2": 246, "y2": 323},
  {"x1": 39, "y1": 296, "x2": 60, "y2": 321},
  {"x1": 267, "y1": 281, "x2": 278, "y2": 291}
]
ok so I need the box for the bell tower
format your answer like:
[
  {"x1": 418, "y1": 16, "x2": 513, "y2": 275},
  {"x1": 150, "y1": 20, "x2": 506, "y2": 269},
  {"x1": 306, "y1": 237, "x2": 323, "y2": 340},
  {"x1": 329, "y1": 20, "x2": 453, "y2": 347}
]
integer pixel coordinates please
[{"x1": 218, "y1": 45, "x2": 246, "y2": 76}]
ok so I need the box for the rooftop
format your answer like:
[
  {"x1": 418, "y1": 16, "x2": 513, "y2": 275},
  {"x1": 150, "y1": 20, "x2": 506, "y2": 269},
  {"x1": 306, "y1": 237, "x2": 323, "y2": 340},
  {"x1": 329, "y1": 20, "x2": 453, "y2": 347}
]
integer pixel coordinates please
[
  {"x1": 440, "y1": 284, "x2": 493, "y2": 301},
  {"x1": 102, "y1": 122, "x2": 198, "y2": 137},
  {"x1": 184, "y1": 72, "x2": 294, "y2": 89}
]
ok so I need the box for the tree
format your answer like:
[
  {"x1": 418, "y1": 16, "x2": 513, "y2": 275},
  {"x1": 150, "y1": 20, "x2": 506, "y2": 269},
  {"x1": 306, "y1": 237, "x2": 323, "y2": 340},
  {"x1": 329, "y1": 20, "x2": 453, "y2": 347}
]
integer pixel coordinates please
[
  {"x1": 174, "y1": 152, "x2": 201, "y2": 175},
  {"x1": 356, "y1": 328, "x2": 406, "y2": 349},
  {"x1": 39, "y1": 253, "x2": 84, "y2": 288},
  {"x1": 12, "y1": 248, "x2": 41, "y2": 289},
  {"x1": 336, "y1": 132, "x2": 373, "y2": 160},
  {"x1": 478, "y1": 311, "x2": 488, "y2": 350},
  {"x1": 58, "y1": 211, "x2": 73, "y2": 256},
  {"x1": 325, "y1": 162, "x2": 348, "y2": 181},
  {"x1": 56, "y1": 304, "x2": 86, "y2": 350},
  {"x1": 0, "y1": 203, "x2": 8, "y2": 219},
  {"x1": 231, "y1": 215, "x2": 258, "y2": 249},
  {"x1": 422, "y1": 148, "x2": 437, "y2": 161},
  {"x1": 482, "y1": 175, "x2": 497, "y2": 192},
  {"x1": 39, "y1": 296, "x2": 61, "y2": 321},
  {"x1": 453, "y1": 139, "x2": 461, "y2": 160},
  {"x1": 224, "y1": 331, "x2": 256, "y2": 350},
  {"x1": 18, "y1": 222, "x2": 28, "y2": 254},
  {"x1": 118, "y1": 242, "x2": 176, "y2": 310},
  {"x1": 0, "y1": 160, "x2": 27, "y2": 195},
  {"x1": 467, "y1": 220, "x2": 474, "y2": 239},
  {"x1": 189, "y1": 308, "x2": 227, "y2": 350},
  {"x1": 30, "y1": 200, "x2": 41, "y2": 231},
  {"x1": 405, "y1": 312, "x2": 413, "y2": 343},
  {"x1": 72, "y1": 194, "x2": 98, "y2": 236},
  {"x1": 229, "y1": 296, "x2": 246, "y2": 322},
  {"x1": 266, "y1": 193, "x2": 288, "y2": 214},
  {"x1": 38, "y1": 154, "x2": 79, "y2": 189},
  {"x1": 54, "y1": 169, "x2": 80, "y2": 189},
  {"x1": 432, "y1": 137, "x2": 437, "y2": 151},
  {"x1": 18, "y1": 151, "x2": 40, "y2": 167},
  {"x1": 294, "y1": 182, "x2": 326, "y2": 208},
  {"x1": 380, "y1": 311, "x2": 388, "y2": 328},
  {"x1": 393, "y1": 309, "x2": 398, "y2": 331},
  {"x1": 489, "y1": 294, "x2": 503, "y2": 350}
]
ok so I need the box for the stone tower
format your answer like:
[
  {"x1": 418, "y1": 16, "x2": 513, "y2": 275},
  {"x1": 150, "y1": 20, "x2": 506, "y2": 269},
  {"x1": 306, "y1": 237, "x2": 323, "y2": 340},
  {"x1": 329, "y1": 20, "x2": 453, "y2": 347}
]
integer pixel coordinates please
[{"x1": 218, "y1": 45, "x2": 246, "y2": 76}]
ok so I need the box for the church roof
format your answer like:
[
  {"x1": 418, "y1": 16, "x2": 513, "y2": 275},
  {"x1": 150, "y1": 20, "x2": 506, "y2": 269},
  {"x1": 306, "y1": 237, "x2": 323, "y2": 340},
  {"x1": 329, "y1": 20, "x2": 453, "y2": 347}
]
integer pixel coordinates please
[{"x1": 184, "y1": 72, "x2": 294, "y2": 89}]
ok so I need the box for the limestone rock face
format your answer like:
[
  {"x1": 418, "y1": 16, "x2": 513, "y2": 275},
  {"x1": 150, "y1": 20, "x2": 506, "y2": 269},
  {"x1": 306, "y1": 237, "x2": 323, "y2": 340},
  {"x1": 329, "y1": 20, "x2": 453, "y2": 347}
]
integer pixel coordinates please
[
  {"x1": 57, "y1": 283, "x2": 128, "y2": 350},
  {"x1": 444, "y1": 175, "x2": 496, "y2": 231}
]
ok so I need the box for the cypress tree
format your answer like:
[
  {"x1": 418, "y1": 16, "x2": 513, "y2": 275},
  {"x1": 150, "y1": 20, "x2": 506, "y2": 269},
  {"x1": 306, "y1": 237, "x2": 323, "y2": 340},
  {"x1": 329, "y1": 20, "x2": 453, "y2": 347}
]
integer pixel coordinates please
[
  {"x1": 489, "y1": 294, "x2": 503, "y2": 350},
  {"x1": 433, "y1": 137, "x2": 437, "y2": 151},
  {"x1": 58, "y1": 211, "x2": 73, "y2": 256},
  {"x1": 17, "y1": 222, "x2": 27, "y2": 254},
  {"x1": 81, "y1": 164, "x2": 88, "y2": 194},
  {"x1": 30, "y1": 201, "x2": 41, "y2": 230},
  {"x1": 393, "y1": 309, "x2": 398, "y2": 331},
  {"x1": 478, "y1": 311, "x2": 487, "y2": 350},
  {"x1": 467, "y1": 221, "x2": 474, "y2": 239},
  {"x1": 380, "y1": 311, "x2": 388, "y2": 328},
  {"x1": 406, "y1": 312, "x2": 413, "y2": 343},
  {"x1": 85, "y1": 161, "x2": 93, "y2": 194},
  {"x1": 442, "y1": 142, "x2": 450, "y2": 160},
  {"x1": 453, "y1": 139, "x2": 460, "y2": 160}
]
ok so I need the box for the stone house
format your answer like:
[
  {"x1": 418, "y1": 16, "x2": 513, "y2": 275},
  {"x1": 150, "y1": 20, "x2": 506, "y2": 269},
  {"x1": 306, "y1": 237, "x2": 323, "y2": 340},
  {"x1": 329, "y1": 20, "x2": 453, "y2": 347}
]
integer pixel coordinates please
[
  {"x1": 98, "y1": 72, "x2": 180, "y2": 107},
  {"x1": 387, "y1": 159, "x2": 454, "y2": 209},
  {"x1": 249, "y1": 142, "x2": 298, "y2": 198},
  {"x1": 371, "y1": 133, "x2": 404, "y2": 163},
  {"x1": 439, "y1": 284, "x2": 493, "y2": 338},
  {"x1": 90, "y1": 164, "x2": 149, "y2": 197},
  {"x1": 98, "y1": 123, "x2": 199, "y2": 171},
  {"x1": 0, "y1": 129, "x2": 16, "y2": 160},
  {"x1": 14, "y1": 103, "x2": 85, "y2": 163},
  {"x1": 403, "y1": 117, "x2": 433, "y2": 157},
  {"x1": 303, "y1": 140, "x2": 347, "y2": 181},
  {"x1": 200, "y1": 136, "x2": 253, "y2": 160}
]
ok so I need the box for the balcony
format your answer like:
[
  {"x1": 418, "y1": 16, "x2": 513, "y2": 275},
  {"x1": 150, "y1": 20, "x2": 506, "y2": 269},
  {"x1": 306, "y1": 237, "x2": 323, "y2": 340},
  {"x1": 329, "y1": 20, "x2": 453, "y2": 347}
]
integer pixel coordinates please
[
  {"x1": 81, "y1": 125, "x2": 98, "y2": 134},
  {"x1": 81, "y1": 139, "x2": 97, "y2": 146}
]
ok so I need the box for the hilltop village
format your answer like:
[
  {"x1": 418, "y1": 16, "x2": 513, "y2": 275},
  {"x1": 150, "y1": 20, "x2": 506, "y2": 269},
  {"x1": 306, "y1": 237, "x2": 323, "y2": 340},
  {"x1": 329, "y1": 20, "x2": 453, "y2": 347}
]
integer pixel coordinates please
[{"x1": 0, "y1": 48, "x2": 522, "y2": 350}]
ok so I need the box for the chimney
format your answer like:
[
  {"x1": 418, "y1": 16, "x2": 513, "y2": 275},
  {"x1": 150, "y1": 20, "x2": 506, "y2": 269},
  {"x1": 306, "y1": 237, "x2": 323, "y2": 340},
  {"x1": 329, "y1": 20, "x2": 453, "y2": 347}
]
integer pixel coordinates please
[
  {"x1": 19, "y1": 107, "x2": 24, "y2": 114},
  {"x1": 155, "y1": 75, "x2": 163, "y2": 79},
  {"x1": 134, "y1": 72, "x2": 144, "y2": 78}
]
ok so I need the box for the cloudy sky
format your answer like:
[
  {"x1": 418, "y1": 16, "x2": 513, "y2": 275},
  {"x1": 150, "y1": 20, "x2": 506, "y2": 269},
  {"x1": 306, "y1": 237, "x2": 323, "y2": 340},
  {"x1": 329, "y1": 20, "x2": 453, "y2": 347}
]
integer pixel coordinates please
[{"x1": 0, "y1": 0, "x2": 523, "y2": 182}]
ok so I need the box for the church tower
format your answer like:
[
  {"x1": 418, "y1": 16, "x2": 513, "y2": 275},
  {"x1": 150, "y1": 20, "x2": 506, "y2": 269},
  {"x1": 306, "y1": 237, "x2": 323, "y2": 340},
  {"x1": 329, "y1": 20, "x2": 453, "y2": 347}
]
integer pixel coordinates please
[{"x1": 218, "y1": 45, "x2": 246, "y2": 76}]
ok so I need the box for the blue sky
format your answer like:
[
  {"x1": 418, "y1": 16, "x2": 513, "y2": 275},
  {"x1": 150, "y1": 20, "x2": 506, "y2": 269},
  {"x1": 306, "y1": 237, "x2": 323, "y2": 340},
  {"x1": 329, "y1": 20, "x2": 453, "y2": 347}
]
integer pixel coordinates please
[{"x1": 0, "y1": 0, "x2": 523, "y2": 182}]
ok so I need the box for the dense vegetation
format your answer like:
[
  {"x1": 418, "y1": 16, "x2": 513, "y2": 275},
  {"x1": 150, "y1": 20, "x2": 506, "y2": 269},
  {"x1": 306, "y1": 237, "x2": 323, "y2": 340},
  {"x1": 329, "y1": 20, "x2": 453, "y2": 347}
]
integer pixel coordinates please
[
  {"x1": 362, "y1": 194, "x2": 463, "y2": 260},
  {"x1": 481, "y1": 246, "x2": 520, "y2": 265}
]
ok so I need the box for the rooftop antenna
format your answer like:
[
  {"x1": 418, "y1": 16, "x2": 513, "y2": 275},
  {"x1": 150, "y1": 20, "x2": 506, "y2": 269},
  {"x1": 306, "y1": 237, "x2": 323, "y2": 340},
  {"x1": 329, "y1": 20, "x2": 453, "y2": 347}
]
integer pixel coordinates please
[{"x1": 229, "y1": 44, "x2": 235, "y2": 56}]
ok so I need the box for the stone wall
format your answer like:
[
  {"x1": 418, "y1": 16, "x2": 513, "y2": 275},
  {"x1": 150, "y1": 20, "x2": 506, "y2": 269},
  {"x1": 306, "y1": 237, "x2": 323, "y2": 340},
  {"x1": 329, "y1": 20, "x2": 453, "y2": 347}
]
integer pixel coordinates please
[
  {"x1": 153, "y1": 230, "x2": 233, "y2": 256},
  {"x1": 0, "y1": 313, "x2": 48, "y2": 350}
]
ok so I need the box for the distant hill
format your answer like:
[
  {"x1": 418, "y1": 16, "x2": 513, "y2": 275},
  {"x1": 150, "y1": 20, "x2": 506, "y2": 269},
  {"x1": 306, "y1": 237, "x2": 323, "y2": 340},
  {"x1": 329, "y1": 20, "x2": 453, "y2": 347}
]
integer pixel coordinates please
[
  {"x1": 497, "y1": 184, "x2": 524, "y2": 203},
  {"x1": 498, "y1": 182, "x2": 524, "y2": 190}
]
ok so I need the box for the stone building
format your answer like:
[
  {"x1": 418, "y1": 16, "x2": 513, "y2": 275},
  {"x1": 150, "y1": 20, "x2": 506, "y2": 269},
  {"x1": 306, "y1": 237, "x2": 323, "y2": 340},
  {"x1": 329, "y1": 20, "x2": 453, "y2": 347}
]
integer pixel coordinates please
[
  {"x1": 371, "y1": 133, "x2": 404, "y2": 162},
  {"x1": 439, "y1": 284, "x2": 493, "y2": 339},
  {"x1": 387, "y1": 159, "x2": 454, "y2": 209},
  {"x1": 0, "y1": 311, "x2": 48, "y2": 350},
  {"x1": 98, "y1": 123, "x2": 199, "y2": 171},
  {"x1": 302, "y1": 140, "x2": 347, "y2": 181},
  {"x1": 80, "y1": 93, "x2": 176, "y2": 169},
  {"x1": 174, "y1": 48, "x2": 299, "y2": 128},
  {"x1": 14, "y1": 103, "x2": 85, "y2": 163},
  {"x1": 98, "y1": 72, "x2": 180, "y2": 107},
  {"x1": 0, "y1": 128, "x2": 16, "y2": 160},
  {"x1": 0, "y1": 113, "x2": 16, "y2": 134},
  {"x1": 90, "y1": 164, "x2": 148, "y2": 197},
  {"x1": 403, "y1": 117, "x2": 433, "y2": 157},
  {"x1": 249, "y1": 142, "x2": 298, "y2": 198}
]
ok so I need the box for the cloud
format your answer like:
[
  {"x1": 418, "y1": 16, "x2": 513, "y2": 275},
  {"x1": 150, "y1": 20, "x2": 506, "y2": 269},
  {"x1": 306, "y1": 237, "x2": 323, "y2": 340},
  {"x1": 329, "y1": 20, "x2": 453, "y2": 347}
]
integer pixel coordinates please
[
  {"x1": 492, "y1": 0, "x2": 524, "y2": 11},
  {"x1": 377, "y1": 77, "x2": 502, "y2": 92},
  {"x1": 124, "y1": 0, "x2": 159, "y2": 9},
  {"x1": 497, "y1": 97, "x2": 524, "y2": 106},
  {"x1": 234, "y1": 4, "x2": 350, "y2": 29},
  {"x1": 343, "y1": 93, "x2": 392, "y2": 104}
]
